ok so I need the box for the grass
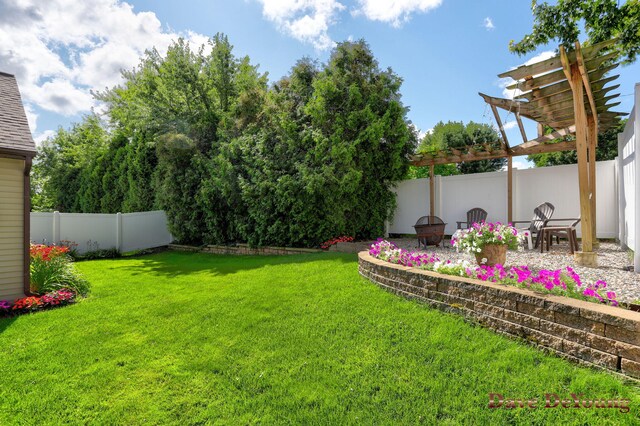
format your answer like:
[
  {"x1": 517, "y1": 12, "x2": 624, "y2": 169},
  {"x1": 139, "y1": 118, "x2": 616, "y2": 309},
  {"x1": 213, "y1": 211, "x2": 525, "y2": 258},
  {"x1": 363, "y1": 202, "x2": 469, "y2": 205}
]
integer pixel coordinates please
[{"x1": 0, "y1": 251, "x2": 638, "y2": 424}]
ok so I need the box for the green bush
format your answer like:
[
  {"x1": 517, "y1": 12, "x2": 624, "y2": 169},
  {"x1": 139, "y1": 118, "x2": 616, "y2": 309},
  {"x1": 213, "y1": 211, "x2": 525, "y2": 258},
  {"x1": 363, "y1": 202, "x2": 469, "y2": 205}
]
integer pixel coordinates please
[{"x1": 30, "y1": 245, "x2": 90, "y2": 296}]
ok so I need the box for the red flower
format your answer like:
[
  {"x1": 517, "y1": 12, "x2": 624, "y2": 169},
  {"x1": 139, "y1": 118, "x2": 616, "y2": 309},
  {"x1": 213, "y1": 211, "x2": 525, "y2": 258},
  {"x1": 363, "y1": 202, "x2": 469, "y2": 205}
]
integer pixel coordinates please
[
  {"x1": 320, "y1": 236, "x2": 354, "y2": 249},
  {"x1": 30, "y1": 244, "x2": 69, "y2": 261}
]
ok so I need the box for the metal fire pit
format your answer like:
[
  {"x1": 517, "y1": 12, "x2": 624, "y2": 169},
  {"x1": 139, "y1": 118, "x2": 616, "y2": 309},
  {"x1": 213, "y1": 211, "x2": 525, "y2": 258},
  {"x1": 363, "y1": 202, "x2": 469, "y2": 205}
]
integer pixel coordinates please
[{"x1": 413, "y1": 215, "x2": 447, "y2": 248}]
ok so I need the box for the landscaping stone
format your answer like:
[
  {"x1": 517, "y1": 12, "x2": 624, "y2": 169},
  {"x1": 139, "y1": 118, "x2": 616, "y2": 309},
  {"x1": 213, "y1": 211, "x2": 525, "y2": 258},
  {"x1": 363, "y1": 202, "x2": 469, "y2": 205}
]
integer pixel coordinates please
[{"x1": 359, "y1": 250, "x2": 640, "y2": 380}]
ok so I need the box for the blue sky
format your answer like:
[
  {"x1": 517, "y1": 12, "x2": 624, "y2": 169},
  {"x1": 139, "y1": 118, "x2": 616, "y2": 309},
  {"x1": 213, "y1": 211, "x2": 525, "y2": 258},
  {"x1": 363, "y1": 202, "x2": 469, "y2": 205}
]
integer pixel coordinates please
[{"x1": 2, "y1": 0, "x2": 639, "y2": 169}]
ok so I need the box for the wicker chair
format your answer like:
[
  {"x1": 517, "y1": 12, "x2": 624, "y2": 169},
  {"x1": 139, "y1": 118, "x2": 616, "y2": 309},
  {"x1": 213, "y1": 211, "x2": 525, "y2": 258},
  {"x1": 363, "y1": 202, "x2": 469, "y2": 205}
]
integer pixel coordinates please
[
  {"x1": 414, "y1": 215, "x2": 447, "y2": 249},
  {"x1": 512, "y1": 202, "x2": 555, "y2": 249},
  {"x1": 456, "y1": 208, "x2": 488, "y2": 230}
]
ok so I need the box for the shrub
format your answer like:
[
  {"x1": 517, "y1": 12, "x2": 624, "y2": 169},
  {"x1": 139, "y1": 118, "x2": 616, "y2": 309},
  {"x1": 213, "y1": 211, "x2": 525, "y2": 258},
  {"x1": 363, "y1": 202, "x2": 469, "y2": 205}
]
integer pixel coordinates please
[
  {"x1": 30, "y1": 244, "x2": 90, "y2": 296},
  {"x1": 80, "y1": 248, "x2": 121, "y2": 260}
]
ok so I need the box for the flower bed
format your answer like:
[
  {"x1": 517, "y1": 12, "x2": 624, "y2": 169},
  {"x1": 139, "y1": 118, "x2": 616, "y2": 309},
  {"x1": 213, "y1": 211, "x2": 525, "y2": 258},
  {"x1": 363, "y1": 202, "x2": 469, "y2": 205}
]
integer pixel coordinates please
[
  {"x1": 369, "y1": 239, "x2": 618, "y2": 307},
  {"x1": 0, "y1": 244, "x2": 90, "y2": 318},
  {"x1": 0, "y1": 290, "x2": 76, "y2": 317},
  {"x1": 320, "y1": 236, "x2": 354, "y2": 250}
]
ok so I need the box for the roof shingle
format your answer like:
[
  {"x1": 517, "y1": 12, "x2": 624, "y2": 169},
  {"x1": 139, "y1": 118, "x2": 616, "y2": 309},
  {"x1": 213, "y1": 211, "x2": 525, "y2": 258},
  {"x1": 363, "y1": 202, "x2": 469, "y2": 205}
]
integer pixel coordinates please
[{"x1": 0, "y1": 72, "x2": 36, "y2": 155}]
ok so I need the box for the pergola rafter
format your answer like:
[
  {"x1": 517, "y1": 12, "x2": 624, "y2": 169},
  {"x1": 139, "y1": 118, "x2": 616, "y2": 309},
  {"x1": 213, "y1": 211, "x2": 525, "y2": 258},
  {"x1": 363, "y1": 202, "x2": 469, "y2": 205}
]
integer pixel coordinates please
[{"x1": 409, "y1": 40, "x2": 625, "y2": 267}]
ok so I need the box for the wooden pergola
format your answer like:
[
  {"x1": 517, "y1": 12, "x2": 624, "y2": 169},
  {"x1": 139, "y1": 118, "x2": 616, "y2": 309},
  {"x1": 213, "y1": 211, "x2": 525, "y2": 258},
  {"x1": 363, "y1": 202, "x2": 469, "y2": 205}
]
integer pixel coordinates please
[{"x1": 410, "y1": 40, "x2": 625, "y2": 266}]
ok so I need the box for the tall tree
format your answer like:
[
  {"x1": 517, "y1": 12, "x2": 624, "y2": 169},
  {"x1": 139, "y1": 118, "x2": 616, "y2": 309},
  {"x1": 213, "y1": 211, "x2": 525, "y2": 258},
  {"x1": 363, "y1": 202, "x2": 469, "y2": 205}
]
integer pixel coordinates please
[
  {"x1": 418, "y1": 121, "x2": 505, "y2": 174},
  {"x1": 32, "y1": 115, "x2": 108, "y2": 212},
  {"x1": 305, "y1": 40, "x2": 417, "y2": 239},
  {"x1": 510, "y1": 0, "x2": 640, "y2": 64},
  {"x1": 98, "y1": 35, "x2": 268, "y2": 243}
]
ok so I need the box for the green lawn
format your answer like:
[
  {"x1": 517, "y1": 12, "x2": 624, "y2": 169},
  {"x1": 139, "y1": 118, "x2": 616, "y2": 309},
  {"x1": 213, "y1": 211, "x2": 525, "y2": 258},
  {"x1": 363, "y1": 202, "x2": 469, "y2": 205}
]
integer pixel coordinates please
[{"x1": 0, "y1": 251, "x2": 638, "y2": 424}]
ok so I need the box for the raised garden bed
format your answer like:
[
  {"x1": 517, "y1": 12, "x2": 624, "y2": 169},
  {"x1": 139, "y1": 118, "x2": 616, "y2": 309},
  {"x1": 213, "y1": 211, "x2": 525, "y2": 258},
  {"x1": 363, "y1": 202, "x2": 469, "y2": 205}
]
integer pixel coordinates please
[{"x1": 358, "y1": 251, "x2": 640, "y2": 380}]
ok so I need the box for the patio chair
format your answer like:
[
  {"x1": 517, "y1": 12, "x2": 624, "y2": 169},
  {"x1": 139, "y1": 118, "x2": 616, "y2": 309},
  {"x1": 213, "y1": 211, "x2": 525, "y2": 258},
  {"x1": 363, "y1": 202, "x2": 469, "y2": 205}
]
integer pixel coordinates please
[
  {"x1": 456, "y1": 207, "x2": 488, "y2": 230},
  {"x1": 511, "y1": 202, "x2": 555, "y2": 250},
  {"x1": 540, "y1": 217, "x2": 581, "y2": 254}
]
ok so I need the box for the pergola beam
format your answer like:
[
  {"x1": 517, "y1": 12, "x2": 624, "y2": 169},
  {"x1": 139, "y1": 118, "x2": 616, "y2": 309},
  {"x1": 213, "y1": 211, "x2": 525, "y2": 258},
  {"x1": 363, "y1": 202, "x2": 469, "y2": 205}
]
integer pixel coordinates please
[
  {"x1": 498, "y1": 38, "x2": 617, "y2": 80},
  {"x1": 511, "y1": 140, "x2": 576, "y2": 156},
  {"x1": 576, "y1": 41, "x2": 599, "y2": 137},
  {"x1": 516, "y1": 74, "x2": 619, "y2": 103},
  {"x1": 410, "y1": 149, "x2": 510, "y2": 167},
  {"x1": 504, "y1": 53, "x2": 617, "y2": 92},
  {"x1": 409, "y1": 138, "x2": 578, "y2": 167},
  {"x1": 490, "y1": 104, "x2": 511, "y2": 150},
  {"x1": 515, "y1": 113, "x2": 528, "y2": 143},
  {"x1": 478, "y1": 93, "x2": 532, "y2": 114}
]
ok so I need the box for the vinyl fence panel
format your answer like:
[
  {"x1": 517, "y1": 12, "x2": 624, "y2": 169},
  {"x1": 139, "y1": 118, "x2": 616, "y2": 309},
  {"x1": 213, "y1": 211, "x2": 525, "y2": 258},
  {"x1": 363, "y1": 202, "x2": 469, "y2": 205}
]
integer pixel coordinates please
[
  {"x1": 618, "y1": 83, "x2": 640, "y2": 271},
  {"x1": 30, "y1": 210, "x2": 173, "y2": 254},
  {"x1": 389, "y1": 161, "x2": 618, "y2": 239}
]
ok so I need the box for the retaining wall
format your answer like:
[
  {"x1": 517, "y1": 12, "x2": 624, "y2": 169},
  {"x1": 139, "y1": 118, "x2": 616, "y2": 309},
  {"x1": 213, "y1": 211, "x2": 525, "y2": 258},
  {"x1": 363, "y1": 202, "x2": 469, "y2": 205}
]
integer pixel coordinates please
[{"x1": 358, "y1": 251, "x2": 640, "y2": 379}]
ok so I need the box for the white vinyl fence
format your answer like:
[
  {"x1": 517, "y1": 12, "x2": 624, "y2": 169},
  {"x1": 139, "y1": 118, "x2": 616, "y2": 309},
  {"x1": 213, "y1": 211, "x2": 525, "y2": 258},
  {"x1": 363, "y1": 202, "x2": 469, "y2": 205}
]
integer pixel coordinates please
[
  {"x1": 618, "y1": 83, "x2": 640, "y2": 271},
  {"x1": 389, "y1": 160, "x2": 618, "y2": 239},
  {"x1": 30, "y1": 210, "x2": 173, "y2": 254}
]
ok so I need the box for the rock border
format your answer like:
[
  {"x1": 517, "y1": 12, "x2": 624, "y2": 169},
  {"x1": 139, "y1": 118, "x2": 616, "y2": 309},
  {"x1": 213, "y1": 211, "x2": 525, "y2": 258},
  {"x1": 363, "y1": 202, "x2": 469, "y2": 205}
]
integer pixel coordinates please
[
  {"x1": 358, "y1": 251, "x2": 640, "y2": 380},
  {"x1": 170, "y1": 243, "x2": 322, "y2": 256}
]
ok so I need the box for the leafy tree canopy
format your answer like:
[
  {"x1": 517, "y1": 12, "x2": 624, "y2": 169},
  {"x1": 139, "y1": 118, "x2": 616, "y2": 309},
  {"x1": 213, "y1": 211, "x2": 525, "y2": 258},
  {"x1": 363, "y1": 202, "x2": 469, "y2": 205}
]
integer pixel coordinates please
[
  {"x1": 34, "y1": 37, "x2": 415, "y2": 247},
  {"x1": 510, "y1": 0, "x2": 640, "y2": 64}
]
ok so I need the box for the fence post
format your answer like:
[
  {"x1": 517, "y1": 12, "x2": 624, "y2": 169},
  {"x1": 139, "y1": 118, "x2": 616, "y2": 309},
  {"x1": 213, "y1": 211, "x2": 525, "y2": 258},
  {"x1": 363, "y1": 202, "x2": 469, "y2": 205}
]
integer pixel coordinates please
[
  {"x1": 52, "y1": 211, "x2": 60, "y2": 245},
  {"x1": 634, "y1": 84, "x2": 640, "y2": 273},
  {"x1": 436, "y1": 175, "x2": 442, "y2": 220},
  {"x1": 616, "y1": 149, "x2": 624, "y2": 247},
  {"x1": 116, "y1": 212, "x2": 123, "y2": 252}
]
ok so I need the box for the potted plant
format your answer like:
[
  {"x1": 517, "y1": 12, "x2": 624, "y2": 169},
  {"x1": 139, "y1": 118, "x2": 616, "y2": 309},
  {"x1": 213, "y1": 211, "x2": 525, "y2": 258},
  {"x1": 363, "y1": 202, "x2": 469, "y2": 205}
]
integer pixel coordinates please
[{"x1": 452, "y1": 222, "x2": 522, "y2": 267}]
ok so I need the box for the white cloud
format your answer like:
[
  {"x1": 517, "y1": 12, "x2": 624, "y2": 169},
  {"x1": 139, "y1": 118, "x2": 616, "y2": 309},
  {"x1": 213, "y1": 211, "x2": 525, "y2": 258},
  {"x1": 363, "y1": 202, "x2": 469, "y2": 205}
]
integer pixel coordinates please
[
  {"x1": 354, "y1": 0, "x2": 442, "y2": 27},
  {"x1": 411, "y1": 125, "x2": 433, "y2": 141},
  {"x1": 502, "y1": 121, "x2": 517, "y2": 130},
  {"x1": 34, "y1": 130, "x2": 56, "y2": 146},
  {"x1": 23, "y1": 104, "x2": 38, "y2": 134},
  {"x1": 500, "y1": 50, "x2": 556, "y2": 99},
  {"x1": 253, "y1": 0, "x2": 442, "y2": 48},
  {"x1": 522, "y1": 50, "x2": 556, "y2": 67},
  {"x1": 255, "y1": 0, "x2": 345, "y2": 50},
  {"x1": 501, "y1": 159, "x2": 533, "y2": 171},
  {"x1": 483, "y1": 17, "x2": 494, "y2": 30},
  {"x1": 0, "y1": 0, "x2": 207, "y2": 123},
  {"x1": 512, "y1": 160, "x2": 532, "y2": 169}
]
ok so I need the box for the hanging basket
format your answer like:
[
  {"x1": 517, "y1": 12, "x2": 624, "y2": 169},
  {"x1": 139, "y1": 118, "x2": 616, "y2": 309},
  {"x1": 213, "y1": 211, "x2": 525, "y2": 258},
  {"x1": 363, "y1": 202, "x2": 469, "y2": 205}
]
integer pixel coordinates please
[{"x1": 475, "y1": 243, "x2": 507, "y2": 267}]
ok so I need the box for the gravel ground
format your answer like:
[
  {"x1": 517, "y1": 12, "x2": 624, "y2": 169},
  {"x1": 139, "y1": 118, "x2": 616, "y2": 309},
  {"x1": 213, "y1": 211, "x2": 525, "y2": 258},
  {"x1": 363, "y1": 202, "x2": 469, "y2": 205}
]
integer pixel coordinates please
[{"x1": 376, "y1": 238, "x2": 640, "y2": 304}]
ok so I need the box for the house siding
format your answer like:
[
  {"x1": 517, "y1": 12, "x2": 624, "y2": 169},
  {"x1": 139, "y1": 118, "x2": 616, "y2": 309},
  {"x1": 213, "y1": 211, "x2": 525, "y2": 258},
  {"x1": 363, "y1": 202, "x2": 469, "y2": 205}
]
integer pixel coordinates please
[{"x1": 0, "y1": 157, "x2": 25, "y2": 301}]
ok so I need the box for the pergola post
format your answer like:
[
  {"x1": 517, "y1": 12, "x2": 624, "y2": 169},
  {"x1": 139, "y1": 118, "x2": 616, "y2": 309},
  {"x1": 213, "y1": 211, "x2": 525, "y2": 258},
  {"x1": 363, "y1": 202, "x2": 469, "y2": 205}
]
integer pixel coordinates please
[
  {"x1": 409, "y1": 39, "x2": 620, "y2": 268},
  {"x1": 429, "y1": 165, "x2": 435, "y2": 217},
  {"x1": 587, "y1": 115, "x2": 599, "y2": 248},
  {"x1": 565, "y1": 56, "x2": 597, "y2": 266}
]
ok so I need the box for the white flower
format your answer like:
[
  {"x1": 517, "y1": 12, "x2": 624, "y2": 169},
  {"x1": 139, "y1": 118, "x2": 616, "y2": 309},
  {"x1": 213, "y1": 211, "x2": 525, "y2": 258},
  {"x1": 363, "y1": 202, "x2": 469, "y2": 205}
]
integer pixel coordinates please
[
  {"x1": 481, "y1": 257, "x2": 487, "y2": 264},
  {"x1": 476, "y1": 248, "x2": 482, "y2": 253}
]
